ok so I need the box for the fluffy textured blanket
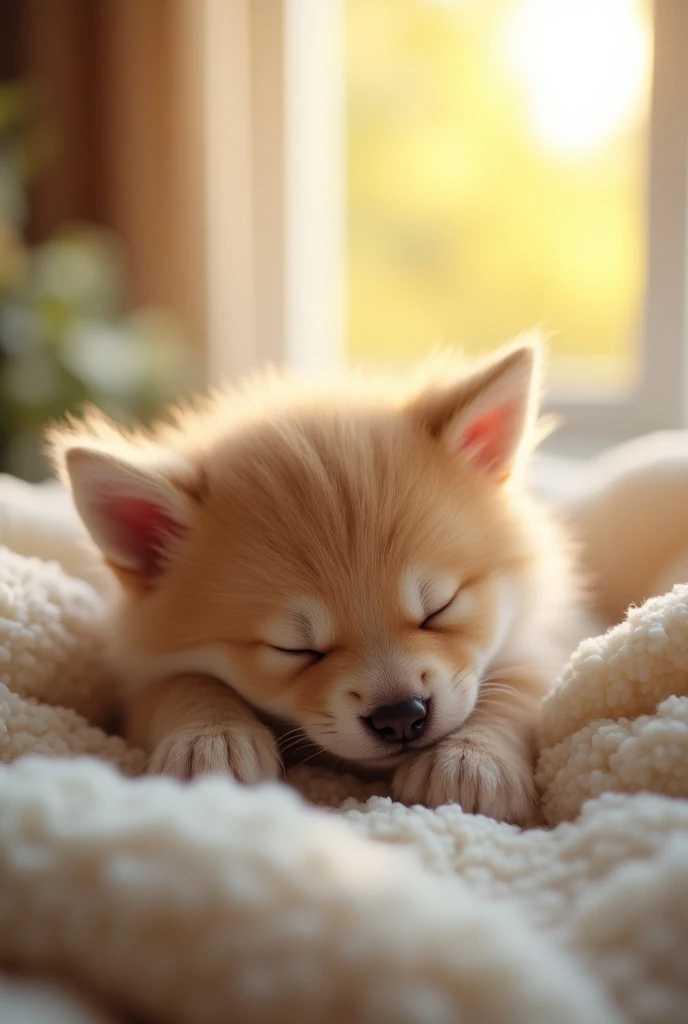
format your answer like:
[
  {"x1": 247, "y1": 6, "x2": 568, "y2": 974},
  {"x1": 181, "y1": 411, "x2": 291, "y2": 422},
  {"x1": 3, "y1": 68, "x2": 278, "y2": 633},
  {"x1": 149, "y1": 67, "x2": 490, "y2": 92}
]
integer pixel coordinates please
[{"x1": 0, "y1": 465, "x2": 687, "y2": 1024}]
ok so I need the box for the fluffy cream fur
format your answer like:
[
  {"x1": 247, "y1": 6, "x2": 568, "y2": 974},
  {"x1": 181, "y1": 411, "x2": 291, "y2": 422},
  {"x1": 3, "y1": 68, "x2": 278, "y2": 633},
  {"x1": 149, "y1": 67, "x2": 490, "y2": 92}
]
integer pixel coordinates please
[
  {"x1": 0, "y1": 464, "x2": 687, "y2": 1023},
  {"x1": 46, "y1": 344, "x2": 584, "y2": 825}
]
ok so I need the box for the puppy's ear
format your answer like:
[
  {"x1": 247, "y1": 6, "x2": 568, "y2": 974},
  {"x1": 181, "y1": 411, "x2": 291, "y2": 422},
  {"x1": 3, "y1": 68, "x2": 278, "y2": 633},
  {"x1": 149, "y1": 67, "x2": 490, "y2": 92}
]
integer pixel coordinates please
[
  {"x1": 48, "y1": 420, "x2": 200, "y2": 586},
  {"x1": 408, "y1": 340, "x2": 541, "y2": 480}
]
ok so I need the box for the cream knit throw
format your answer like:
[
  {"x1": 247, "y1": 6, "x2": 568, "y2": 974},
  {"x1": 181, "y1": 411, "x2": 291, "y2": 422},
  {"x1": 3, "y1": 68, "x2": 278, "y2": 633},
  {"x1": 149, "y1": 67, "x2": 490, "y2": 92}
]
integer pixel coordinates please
[{"x1": 0, "y1": 475, "x2": 686, "y2": 1024}]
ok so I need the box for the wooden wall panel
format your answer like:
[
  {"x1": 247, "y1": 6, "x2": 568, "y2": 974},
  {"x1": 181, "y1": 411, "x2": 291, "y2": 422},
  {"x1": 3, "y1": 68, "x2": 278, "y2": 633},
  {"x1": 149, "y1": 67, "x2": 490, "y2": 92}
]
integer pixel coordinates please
[{"x1": 21, "y1": 0, "x2": 207, "y2": 350}]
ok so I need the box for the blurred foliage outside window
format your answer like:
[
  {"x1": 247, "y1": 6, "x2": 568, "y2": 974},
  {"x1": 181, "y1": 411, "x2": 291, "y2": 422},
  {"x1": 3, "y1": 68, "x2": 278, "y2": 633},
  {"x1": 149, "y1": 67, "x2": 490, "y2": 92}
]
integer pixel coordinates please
[
  {"x1": 347, "y1": 0, "x2": 652, "y2": 393},
  {"x1": 0, "y1": 83, "x2": 197, "y2": 481}
]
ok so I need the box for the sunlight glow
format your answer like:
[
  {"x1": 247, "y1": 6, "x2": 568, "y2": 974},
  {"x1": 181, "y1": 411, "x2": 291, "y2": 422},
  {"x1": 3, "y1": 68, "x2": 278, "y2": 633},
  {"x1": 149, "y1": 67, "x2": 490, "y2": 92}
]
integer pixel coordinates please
[
  {"x1": 347, "y1": 0, "x2": 650, "y2": 380},
  {"x1": 503, "y1": 0, "x2": 651, "y2": 157}
]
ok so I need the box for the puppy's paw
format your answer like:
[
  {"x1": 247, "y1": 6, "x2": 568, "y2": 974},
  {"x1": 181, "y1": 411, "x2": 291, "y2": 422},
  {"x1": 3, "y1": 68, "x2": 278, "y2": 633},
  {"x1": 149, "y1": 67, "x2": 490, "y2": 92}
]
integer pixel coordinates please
[
  {"x1": 148, "y1": 720, "x2": 282, "y2": 784},
  {"x1": 392, "y1": 732, "x2": 537, "y2": 824}
]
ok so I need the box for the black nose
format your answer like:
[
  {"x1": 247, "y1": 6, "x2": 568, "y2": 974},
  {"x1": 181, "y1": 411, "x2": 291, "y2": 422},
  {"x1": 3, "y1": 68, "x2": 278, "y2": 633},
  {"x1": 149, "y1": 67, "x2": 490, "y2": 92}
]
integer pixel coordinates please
[{"x1": 366, "y1": 697, "x2": 428, "y2": 743}]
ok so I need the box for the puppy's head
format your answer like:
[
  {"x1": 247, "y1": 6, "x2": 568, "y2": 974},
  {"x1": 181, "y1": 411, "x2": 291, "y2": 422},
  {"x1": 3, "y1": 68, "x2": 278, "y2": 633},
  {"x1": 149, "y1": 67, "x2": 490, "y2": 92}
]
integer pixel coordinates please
[{"x1": 49, "y1": 341, "x2": 552, "y2": 766}]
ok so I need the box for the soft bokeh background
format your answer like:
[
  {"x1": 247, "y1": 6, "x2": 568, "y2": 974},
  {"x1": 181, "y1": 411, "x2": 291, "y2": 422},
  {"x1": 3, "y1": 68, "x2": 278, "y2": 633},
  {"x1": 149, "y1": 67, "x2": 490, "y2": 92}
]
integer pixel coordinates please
[
  {"x1": 0, "y1": 0, "x2": 656, "y2": 478},
  {"x1": 347, "y1": 0, "x2": 651, "y2": 391},
  {"x1": 0, "y1": 2, "x2": 204, "y2": 480}
]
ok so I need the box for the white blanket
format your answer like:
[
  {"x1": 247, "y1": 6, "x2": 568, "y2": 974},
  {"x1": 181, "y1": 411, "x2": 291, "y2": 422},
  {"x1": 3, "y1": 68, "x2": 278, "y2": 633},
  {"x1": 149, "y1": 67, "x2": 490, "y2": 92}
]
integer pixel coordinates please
[{"x1": 0, "y1": 454, "x2": 687, "y2": 1024}]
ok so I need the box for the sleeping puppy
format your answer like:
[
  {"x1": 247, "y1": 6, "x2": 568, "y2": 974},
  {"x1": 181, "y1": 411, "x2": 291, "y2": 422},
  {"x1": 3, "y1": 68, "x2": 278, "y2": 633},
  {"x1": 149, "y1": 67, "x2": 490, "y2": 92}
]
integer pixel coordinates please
[{"x1": 48, "y1": 339, "x2": 584, "y2": 824}]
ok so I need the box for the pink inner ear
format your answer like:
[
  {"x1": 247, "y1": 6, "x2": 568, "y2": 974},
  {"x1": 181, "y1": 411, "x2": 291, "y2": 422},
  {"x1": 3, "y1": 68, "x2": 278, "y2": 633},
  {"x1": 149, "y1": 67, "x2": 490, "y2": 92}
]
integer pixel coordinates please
[
  {"x1": 103, "y1": 496, "x2": 186, "y2": 577},
  {"x1": 460, "y1": 401, "x2": 517, "y2": 472}
]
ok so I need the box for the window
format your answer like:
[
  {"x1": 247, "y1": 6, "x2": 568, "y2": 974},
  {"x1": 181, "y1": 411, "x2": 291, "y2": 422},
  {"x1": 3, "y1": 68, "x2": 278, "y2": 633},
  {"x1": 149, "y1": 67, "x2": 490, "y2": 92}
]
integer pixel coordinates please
[
  {"x1": 206, "y1": 0, "x2": 688, "y2": 452},
  {"x1": 347, "y1": 0, "x2": 650, "y2": 392}
]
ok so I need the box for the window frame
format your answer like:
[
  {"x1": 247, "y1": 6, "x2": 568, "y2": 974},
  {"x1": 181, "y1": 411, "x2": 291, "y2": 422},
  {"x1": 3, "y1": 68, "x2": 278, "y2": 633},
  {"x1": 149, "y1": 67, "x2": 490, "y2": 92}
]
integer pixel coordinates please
[
  {"x1": 202, "y1": 0, "x2": 344, "y2": 384},
  {"x1": 546, "y1": 0, "x2": 688, "y2": 452}
]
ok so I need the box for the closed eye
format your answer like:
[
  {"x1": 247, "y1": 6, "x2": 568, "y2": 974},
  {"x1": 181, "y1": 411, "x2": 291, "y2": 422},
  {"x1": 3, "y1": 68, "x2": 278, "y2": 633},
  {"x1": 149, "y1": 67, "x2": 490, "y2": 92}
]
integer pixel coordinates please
[
  {"x1": 271, "y1": 646, "x2": 325, "y2": 662},
  {"x1": 420, "y1": 591, "x2": 460, "y2": 629}
]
